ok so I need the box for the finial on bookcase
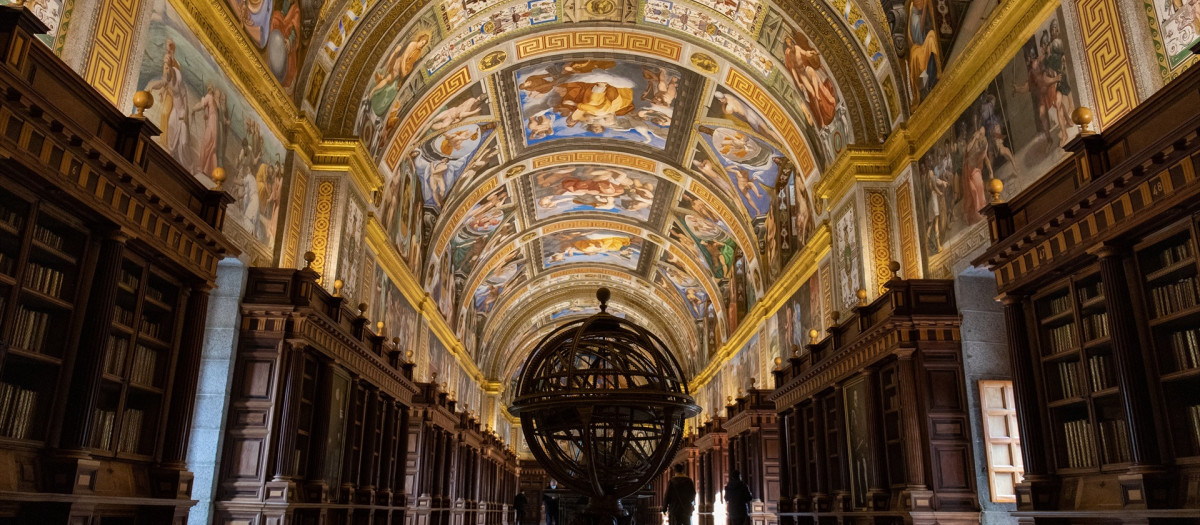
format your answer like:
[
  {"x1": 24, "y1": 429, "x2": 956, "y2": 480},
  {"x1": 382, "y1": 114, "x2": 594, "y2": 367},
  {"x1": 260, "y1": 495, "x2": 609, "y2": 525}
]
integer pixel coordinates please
[
  {"x1": 1071, "y1": 106, "x2": 1095, "y2": 136},
  {"x1": 988, "y1": 178, "x2": 1004, "y2": 204},
  {"x1": 376, "y1": 321, "x2": 385, "y2": 336},
  {"x1": 774, "y1": 356, "x2": 783, "y2": 368},
  {"x1": 726, "y1": 396, "x2": 733, "y2": 406},
  {"x1": 856, "y1": 288, "x2": 868, "y2": 306},
  {"x1": 749, "y1": 377, "x2": 756, "y2": 389},
  {"x1": 211, "y1": 167, "x2": 226, "y2": 191},
  {"x1": 889, "y1": 261, "x2": 901, "y2": 280},
  {"x1": 333, "y1": 278, "x2": 344, "y2": 297},
  {"x1": 809, "y1": 328, "x2": 820, "y2": 344},
  {"x1": 303, "y1": 251, "x2": 316, "y2": 269},
  {"x1": 131, "y1": 90, "x2": 153, "y2": 118},
  {"x1": 406, "y1": 349, "x2": 414, "y2": 362},
  {"x1": 357, "y1": 302, "x2": 368, "y2": 317},
  {"x1": 831, "y1": 310, "x2": 841, "y2": 325}
]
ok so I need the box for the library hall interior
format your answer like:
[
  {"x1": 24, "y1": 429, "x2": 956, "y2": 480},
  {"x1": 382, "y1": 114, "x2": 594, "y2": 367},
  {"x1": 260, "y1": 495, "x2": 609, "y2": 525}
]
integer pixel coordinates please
[{"x1": 2, "y1": 0, "x2": 1200, "y2": 524}]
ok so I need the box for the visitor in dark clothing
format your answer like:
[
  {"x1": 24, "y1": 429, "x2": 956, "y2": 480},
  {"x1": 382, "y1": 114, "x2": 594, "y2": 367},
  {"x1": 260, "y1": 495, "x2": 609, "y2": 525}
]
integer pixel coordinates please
[
  {"x1": 664, "y1": 464, "x2": 696, "y2": 525},
  {"x1": 543, "y1": 487, "x2": 559, "y2": 525},
  {"x1": 724, "y1": 470, "x2": 752, "y2": 525},
  {"x1": 514, "y1": 491, "x2": 527, "y2": 524}
]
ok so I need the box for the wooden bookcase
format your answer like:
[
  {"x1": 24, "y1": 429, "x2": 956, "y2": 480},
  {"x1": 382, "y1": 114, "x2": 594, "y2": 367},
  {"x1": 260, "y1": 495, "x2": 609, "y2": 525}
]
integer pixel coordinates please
[
  {"x1": 215, "y1": 267, "x2": 520, "y2": 525},
  {"x1": 1135, "y1": 222, "x2": 1200, "y2": 462},
  {"x1": 0, "y1": 187, "x2": 89, "y2": 444},
  {"x1": 770, "y1": 279, "x2": 978, "y2": 525},
  {"x1": 975, "y1": 59, "x2": 1200, "y2": 522},
  {"x1": 0, "y1": 5, "x2": 236, "y2": 522}
]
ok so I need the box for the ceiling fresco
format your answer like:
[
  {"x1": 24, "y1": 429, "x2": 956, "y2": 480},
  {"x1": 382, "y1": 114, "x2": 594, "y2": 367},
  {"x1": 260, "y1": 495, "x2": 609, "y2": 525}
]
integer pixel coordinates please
[{"x1": 271, "y1": 0, "x2": 911, "y2": 380}]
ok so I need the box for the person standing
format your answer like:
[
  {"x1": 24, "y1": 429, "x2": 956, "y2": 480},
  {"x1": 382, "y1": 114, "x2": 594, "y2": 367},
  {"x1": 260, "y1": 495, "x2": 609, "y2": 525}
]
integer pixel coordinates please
[
  {"x1": 664, "y1": 464, "x2": 696, "y2": 525},
  {"x1": 514, "y1": 490, "x2": 527, "y2": 525},
  {"x1": 543, "y1": 483, "x2": 559, "y2": 525},
  {"x1": 724, "y1": 470, "x2": 752, "y2": 525}
]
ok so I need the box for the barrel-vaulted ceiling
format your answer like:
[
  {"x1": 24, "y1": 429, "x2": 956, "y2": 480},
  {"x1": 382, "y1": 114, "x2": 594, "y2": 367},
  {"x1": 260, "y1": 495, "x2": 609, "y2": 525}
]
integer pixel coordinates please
[{"x1": 261, "y1": 0, "x2": 903, "y2": 381}]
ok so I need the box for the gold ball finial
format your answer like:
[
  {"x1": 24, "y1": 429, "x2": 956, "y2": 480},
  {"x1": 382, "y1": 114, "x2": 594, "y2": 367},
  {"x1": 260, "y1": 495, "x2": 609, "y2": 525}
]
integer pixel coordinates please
[
  {"x1": 774, "y1": 356, "x2": 783, "y2": 367},
  {"x1": 1071, "y1": 106, "x2": 1094, "y2": 134},
  {"x1": 333, "y1": 278, "x2": 344, "y2": 296},
  {"x1": 376, "y1": 320, "x2": 385, "y2": 334},
  {"x1": 889, "y1": 261, "x2": 901, "y2": 279},
  {"x1": 988, "y1": 177, "x2": 1004, "y2": 204},
  {"x1": 809, "y1": 328, "x2": 820, "y2": 344},
  {"x1": 131, "y1": 90, "x2": 154, "y2": 118},
  {"x1": 856, "y1": 288, "x2": 868, "y2": 306},
  {"x1": 211, "y1": 167, "x2": 226, "y2": 191},
  {"x1": 726, "y1": 395, "x2": 734, "y2": 405},
  {"x1": 303, "y1": 251, "x2": 316, "y2": 267},
  {"x1": 357, "y1": 302, "x2": 368, "y2": 316},
  {"x1": 831, "y1": 310, "x2": 841, "y2": 323},
  {"x1": 406, "y1": 349, "x2": 414, "y2": 360},
  {"x1": 392, "y1": 336, "x2": 401, "y2": 346}
]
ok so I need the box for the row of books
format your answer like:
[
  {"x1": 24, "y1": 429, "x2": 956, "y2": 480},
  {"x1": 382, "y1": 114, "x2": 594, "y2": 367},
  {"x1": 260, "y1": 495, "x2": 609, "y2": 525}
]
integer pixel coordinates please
[
  {"x1": 1086, "y1": 354, "x2": 1114, "y2": 391},
  {"x1": 113, "y1": 304, "x2": 134, "y2": 327},
  {"x1": 0, "y1": 202, "x2": 22, "y2": 230},
  {"x1": 1151, "y1": 241, "x2": 1194, "y2": 269},
  {"x1": 119, "y1": 271, "x2": 139, "y2": 290},
  {"x1": 103, "y1": 335, "x2": 129, "y2": 376},
  {"x1": 10, "y1": 305, "x2": 51, "y2": 353},
  {"x1": 1056, "y1": 361, "x2": 1083, "y2": 399},
  {"x1": 23, "y1": 262, "x2": 66, "y2": 298},
  {"x1": 1148, "y1": 277, "x2": 1200, "y2": 318},
  {"x1": 140, "y1": 317, "x2": 165, "y2": 340},
  {"x1": 0, "y1": 251, "x2": 13, "y2": 276},
  {"x1": 1189, "y1": 405, "x2": 1200, "y2": 450},
  {"x1": 1169, "y1": 328, "x2": 1200, "y2": 371},
  {"x1": 117, "y1": 408, "x2": 145, "y2": 454},
  {"x1": 1061, "y1": 419, "x2": 1097, "y2": 469},
  {"x1": 1097, "y1": 418, "x2": 1131, "y2": 464},
  {"x1": 145, "y1": 286, "x2": 166, "y2": 304},
  {"x1": 31, "y1": 223, "x2": 64, "y2": 251},
  {"x1": 0, "y1": 382, "x2": 38, "y2": 439},
  {"x1": 1082, "y1": 312, "x2": 1110, "y2": 341},
  {"x1": 1046, "y1": 294, "x2": 1072, "y2": 316},
  {"x1": 129, "y1": 344, "x2": 159, "y2": 386},
  {"x1": 1078, "y1": 281, "x2": 1105, "y2": 302},
  {"x1": 90, "y1": 408, "x2": 148, "y2": 453},
  {"x1": 1045, "y1": 323, "x2": 1077, "y2": 354}
]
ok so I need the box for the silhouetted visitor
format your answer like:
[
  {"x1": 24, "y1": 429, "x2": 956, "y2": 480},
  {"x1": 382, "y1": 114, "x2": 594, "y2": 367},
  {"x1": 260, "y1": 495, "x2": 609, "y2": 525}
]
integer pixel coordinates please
[
  {"x1": 514, "y1": 490, "x2": 527, "y2": 524},
  {"x1": 664, "y1": 464, "x2": 696, "y2": 525},
  {"x1": 543, "y1": 483, "x2": 559, "y2": 525},
  {"x1": 724, "y1": 470, "x2": 752, "y2": 525}
]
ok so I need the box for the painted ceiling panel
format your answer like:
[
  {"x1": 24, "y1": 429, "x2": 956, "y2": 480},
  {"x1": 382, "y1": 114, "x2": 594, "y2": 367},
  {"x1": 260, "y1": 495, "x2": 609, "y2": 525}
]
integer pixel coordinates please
[{"x1": 282, "y1": 0, "x2": 899, "y2": 378}]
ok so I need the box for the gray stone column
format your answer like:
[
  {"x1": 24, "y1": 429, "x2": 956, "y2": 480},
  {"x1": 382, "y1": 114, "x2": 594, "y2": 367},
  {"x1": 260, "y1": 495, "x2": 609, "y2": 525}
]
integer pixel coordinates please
[{"x1": 186, "y1": 257, "x2": 248, "y2": 525}]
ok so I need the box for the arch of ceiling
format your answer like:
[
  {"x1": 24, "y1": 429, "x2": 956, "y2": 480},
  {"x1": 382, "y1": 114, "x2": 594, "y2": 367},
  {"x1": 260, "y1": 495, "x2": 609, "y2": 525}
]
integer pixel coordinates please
[
  {"x1": 311, "y1": 0, "x2": 895, "y2": 150},
  {"x1": 293, "y1": 0, "x2": 898, "y2": 379},
  {"x1": 478, "y1": 276, "x2": 699, "y2": 380},
  {"x1": 479, "y1": 264, "x2": 705, "y2": 357}
]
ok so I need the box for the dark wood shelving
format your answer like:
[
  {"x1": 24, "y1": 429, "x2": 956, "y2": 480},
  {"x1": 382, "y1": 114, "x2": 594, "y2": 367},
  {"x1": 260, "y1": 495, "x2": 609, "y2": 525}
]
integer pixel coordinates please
[
  {"x1": 974, "y1": 60, "x2": 1200, "y2": 520},
  {"x1": 0, "y1": 6, "x2": 236, "y2": 521}
]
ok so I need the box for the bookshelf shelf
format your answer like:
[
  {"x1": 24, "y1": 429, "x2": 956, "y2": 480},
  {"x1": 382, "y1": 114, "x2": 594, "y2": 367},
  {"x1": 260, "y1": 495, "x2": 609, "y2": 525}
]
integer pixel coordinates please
[
  {"x1": 30, "y1": 239, "x2": 78, "y2": 265},
  {"x1": 1039, "y1": 309, "x2": 1075, "y2": 327},
  {"x1": 1160, "y1": 366, "x2": 1200, "y2": 384},
  {"x1": 1147, "y1": 304, "x2": 1200, "y2": 328},
  {"x1": 1048, "y1": 396, "x2": 1086, "y2": 409},
  {"x1": 19, "y1": 286, "x2": 73, "y2": 311},
  {"x1": 1083, "y1": 336, "x2": 1111, "y2": 350},
  {"x1": 4, "y1": 346, "x2": 62, "y2": 366}
]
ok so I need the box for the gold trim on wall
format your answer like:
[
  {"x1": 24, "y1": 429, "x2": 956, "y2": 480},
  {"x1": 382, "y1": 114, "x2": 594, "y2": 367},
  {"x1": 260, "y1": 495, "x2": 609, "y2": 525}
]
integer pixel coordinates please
[
  {"x1": 689, "y1": 222, "x2": 832, "y2": 392},
  {"x1": 310, "y1": 180, "x2": 336, "y2": 281},
  {"x1": 895, "y1": 179, "x2": 921, "y2": 279},
  {"x1": 82, "y1": 0, "x2": 140, "y2": 105},
  {"x1": 1077, "y1": 0, "x2": 1138, "y2": 127},
  {"x1": 866, "y1": 190, "x2": 894, "y2": 295}
]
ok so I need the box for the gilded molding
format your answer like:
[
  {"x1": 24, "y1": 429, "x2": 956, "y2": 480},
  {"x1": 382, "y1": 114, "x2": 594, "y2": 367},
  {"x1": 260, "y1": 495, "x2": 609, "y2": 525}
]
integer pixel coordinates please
[
  {"x1": 311, "y1": 138, "x2": 386, "y2": 197},
  {"x1": 366, "y1": 217, "x2": 487, "y2": 384},
  {"x1": 690, "y1": 222, "x2": 832, "y2": 391}
]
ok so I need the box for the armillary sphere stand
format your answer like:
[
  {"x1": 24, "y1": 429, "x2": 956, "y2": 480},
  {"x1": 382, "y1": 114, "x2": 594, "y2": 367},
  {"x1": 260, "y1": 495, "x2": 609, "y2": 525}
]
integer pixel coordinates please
[{"x1": 509, "y1": 288, "x2": 700, "y2": 525}]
